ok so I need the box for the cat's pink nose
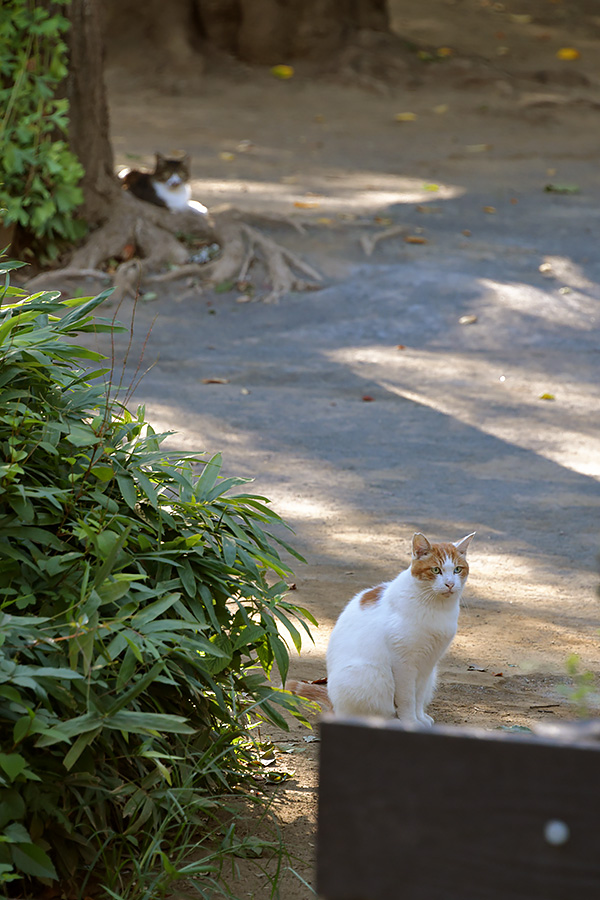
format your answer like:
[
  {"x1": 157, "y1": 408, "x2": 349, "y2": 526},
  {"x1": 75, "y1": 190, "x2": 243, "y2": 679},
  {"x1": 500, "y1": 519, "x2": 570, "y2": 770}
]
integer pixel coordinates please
[{"x1": 444, "y1": 582, "x2": 454, "y2": 591}]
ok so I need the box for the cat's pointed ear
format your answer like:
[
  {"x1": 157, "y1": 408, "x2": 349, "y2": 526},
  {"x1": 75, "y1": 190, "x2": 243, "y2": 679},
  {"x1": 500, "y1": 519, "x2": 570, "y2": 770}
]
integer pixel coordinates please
[
  {"x1": 454, "y1": 532, "x2": 476, "y2": 556},
  {"x1": 412, "y1": 533, "x2": 432, "y2": 559}
]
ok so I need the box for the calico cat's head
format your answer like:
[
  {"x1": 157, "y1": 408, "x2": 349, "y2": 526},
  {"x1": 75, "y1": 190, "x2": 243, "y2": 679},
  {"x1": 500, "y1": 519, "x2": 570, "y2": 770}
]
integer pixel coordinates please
[
  {"x1": 411, "y1": 532, "x2": 475, "y2": 599},
  {"x1": 154, "y1": 152, "x2": 191, "y2": 188}
]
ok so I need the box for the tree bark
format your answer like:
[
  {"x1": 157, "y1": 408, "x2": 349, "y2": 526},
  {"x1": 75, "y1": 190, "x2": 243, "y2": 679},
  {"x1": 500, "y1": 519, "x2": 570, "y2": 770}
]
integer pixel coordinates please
[
  {"x1": 66, "y1": 0, "x2": 395, "y2": 222},
  {"x1": 66, "y1": 0, "x2": 116, "y2": 227},
  {"x1": 60, "y1": 0, "x2": 215, "y2": 287},
  {"x1": 235, "y1": 0, "x2": 390, "y2": 65},
  {"x1": 102, "y1": 0, "x2": 393, "y2": 70},
  {"x1": 48, "y1": 0, "x2": 393, "y2": 300}
]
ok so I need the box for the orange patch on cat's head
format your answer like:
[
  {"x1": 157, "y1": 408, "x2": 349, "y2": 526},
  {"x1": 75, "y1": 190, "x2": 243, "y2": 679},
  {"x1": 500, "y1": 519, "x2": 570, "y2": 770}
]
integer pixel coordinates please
[
  {"x1": 360, "y1": 584, "x2": 385, "y2": 608},
  {"x1": 410, "y1": 532, "x2": 474, "y2": 581}
]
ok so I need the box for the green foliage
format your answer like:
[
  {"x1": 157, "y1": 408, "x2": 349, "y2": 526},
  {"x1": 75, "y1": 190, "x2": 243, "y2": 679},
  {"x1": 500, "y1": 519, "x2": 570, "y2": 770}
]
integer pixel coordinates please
[
  {"x1": 0, "y1": 260, "x2": 316, "y2": 896},
  {"x1": 564, "y1": 654, "x2": 597, "y2": 717},
  {"x1": 0, "y1": 0, "x2": 86, "y2": 260}
]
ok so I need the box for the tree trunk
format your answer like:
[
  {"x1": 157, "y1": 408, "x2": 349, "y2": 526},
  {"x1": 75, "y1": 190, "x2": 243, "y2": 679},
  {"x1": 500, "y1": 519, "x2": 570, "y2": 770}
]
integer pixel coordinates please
[
  {"x1": 234, "y1": 0, "x2": 390, "y2": 65},
  {"x1": 102, "y1": 0, "x2": 393, "y2": 71},
  {"x1": 58, "y1": 0, "x2": 214, "y2": 290},
  {"x1": 67, "y1": 0, "x2": 394, "y2": 207},
  {"x1": 66, "y1": 0, "x2": 117, "y2": 227},
  {"x1": 44, "y1": 0, "x2": 392, "y2": 300}
]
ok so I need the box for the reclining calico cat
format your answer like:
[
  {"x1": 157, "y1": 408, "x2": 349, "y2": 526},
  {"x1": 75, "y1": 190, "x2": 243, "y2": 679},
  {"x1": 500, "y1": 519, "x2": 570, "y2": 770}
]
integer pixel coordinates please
[{"x1": 120, "y1": 152, "x2": 207, "y2": 214}]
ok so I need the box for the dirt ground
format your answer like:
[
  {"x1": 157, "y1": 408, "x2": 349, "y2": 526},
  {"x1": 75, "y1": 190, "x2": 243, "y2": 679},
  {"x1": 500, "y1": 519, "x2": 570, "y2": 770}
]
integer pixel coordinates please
[{"x1": 79, "y1": 1, "x2": 600, "y2": 896}]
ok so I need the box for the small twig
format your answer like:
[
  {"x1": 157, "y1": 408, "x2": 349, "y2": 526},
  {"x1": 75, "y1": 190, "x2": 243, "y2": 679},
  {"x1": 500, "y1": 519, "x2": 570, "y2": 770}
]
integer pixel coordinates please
[
  {"x1": 26, "y1": 267, "x2": 109, "y2": 290},
  {"x1": 145, "y1": 263, "x2": 208, "y2": 283},
  {"x1": 27, "y1": 630, "x2": 87, "y2": 647},
  {"x1": 242, "y1": 210, "x2": 307, "y2": 235},
  {"x1": 241, "y1": 224, "x2": 322, "y2": 283},
  {"x1": 110, "y1": 259, "x2": 143, "y2": 304},
  {"x1": 360, "y1": 224, "x2": 409, "y2": 257},
  {"x1": 237, "y1": 242, "x2": 255, "y2": 283},
  {"x1": 529, "y1": 703, "x2": 561, "y2": 709}
]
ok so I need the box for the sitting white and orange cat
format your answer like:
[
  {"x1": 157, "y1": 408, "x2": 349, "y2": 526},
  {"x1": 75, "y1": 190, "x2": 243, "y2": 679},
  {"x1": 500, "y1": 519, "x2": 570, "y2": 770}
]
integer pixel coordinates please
[{"x1": 288, "y1": 531, "x2": 475, "y2": 726}]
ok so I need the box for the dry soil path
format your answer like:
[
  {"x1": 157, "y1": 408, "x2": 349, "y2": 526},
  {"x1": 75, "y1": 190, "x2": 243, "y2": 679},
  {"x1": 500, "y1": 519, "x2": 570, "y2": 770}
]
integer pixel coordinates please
[{"x1": 85, "y1": 6, "x2": 600, "y2": 893}]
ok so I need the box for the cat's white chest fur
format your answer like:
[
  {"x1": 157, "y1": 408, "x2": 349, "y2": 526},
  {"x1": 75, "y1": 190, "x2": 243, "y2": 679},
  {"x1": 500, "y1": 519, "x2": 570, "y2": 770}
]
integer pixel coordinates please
[
  {"x1": 153, "y1": 178, "x2": 192, "y2": 211},
  {"x1": 326, "y1": 531, "x2": 475, "y2": 726}
]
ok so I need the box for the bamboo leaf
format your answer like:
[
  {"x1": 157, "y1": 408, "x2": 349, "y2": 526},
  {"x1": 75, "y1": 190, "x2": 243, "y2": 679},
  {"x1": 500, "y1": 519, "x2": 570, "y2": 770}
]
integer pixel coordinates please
[
  {"x1": 193, "y1": 452, "x2": 222, "y2": 500},
  {"x1": 268, "y1": 632, "x2": 290, "y2": 684},
  {"x1": 62, "y1": 729, "x2": 100, "y2": 771},
  {"x1": 104, "y1": 711, "x2": 195, "y2": 735},
  {"x1": 106, "y1": 661, "x2": 165, "y2": 715},
  {"x1": 179, "y1": 558, "x2": 197, "y2": 597},
  {"x1": 10, "y1": 843, "x2": 57, "y2": 880},
  {"x1": 270, "y1": 606, "x2": 303, "y2": 654},
  {"x1": 0, "y1": 753, "x2": 27, "y2": 781},
  {"x1": 35, "y1": 713, "x2": 103, "y2": 747},
  {"x1": 116, "y1": 472, "x2": 137, "y2": 509},
  {"x1": 91, "y1": 525, "x2": 131, "y2": 589},
  {"x1": 132, "y1": 593, "x2": 180, "y2": 627}
]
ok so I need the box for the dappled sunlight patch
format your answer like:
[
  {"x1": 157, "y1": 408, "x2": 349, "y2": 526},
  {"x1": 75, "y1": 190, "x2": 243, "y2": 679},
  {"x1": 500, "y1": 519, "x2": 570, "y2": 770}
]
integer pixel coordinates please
[
  {"x1": 464, "y1": 549, "x2": 597, "y2": 600},
  {"x1": 538, "y1": 255, "x2": 597, "y2": 291},
  {"x1": 450, "y1": 602, "x2": 600, "y2": 680},
  {"x1": 381, "y1": 381, "x2": 599, "y2": 480},
  {"x1": 479, "y1": 276, "x2": 597, "y2": 330},
  {"x1": 268, "y1": 493, "x2": 343, "y2": 522},
  {"x1": 327, "y1": 341, "x2": 599, "y2": 480},
  {"x1": 191, "y1": 172, "x2": 464, "y2": 216}
]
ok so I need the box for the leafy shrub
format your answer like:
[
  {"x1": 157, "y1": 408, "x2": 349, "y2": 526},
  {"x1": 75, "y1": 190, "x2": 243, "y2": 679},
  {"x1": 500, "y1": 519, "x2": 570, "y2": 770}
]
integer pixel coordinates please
[
  {"x1": 0, "y1": 0, "x2": 86, "y2": 260},
  {"x1": 0, "y1": 260, "x2": 315, "y2": 896}
]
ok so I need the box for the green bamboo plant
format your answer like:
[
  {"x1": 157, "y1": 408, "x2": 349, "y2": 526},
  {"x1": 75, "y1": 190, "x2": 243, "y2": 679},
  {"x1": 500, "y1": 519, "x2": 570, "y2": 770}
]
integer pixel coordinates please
[{"x1": 0, "y1": 260, "x2": 316, "y2": 897}]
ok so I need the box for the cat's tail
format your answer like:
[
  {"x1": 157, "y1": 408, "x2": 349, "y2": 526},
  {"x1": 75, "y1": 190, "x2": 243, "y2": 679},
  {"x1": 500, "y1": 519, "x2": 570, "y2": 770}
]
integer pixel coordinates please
[{"x1": 286, "y1": 678, "x2": 332, "y2": 712}]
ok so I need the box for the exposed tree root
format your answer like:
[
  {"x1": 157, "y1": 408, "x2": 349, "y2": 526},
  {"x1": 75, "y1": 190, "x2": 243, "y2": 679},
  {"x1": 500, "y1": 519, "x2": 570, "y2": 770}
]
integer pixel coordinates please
[
  {"x1": 68, "y1": 192, "x2": 211, "y2": 271},
  {"x1": 147, "y1": 220, "x2": 323, "y2": 303},
  {"x1": 26, "y1": 190, "x2": 321, "y2": 304},
  {"x1": 26, "y1": 259, "x2": 144, "y2": 305},
  {"x1": 26, "y1": 267, "x2": 109, "y2": 289},
  {"x1": 360, "y1": 224, "x2": 410, "y2": 257},
  {"x1": 241, "y1": 210, "x2": 307, "y2": 236},
  {"x1": 201, "y1": 222, "x2": 322, "y2": 304}
]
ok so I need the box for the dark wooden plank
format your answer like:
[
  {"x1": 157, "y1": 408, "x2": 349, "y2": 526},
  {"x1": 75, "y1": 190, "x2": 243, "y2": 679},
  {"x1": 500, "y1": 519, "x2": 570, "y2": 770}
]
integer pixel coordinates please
[{"x1": 317, "y1": 719, "x2": 600, "y2": 900}]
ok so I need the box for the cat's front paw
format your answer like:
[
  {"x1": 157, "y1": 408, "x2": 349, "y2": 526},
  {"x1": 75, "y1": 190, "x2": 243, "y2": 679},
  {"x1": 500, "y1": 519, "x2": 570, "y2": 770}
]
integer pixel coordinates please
[{"x1": 418, "y1": 713, "x2": 434, "y2": 727}]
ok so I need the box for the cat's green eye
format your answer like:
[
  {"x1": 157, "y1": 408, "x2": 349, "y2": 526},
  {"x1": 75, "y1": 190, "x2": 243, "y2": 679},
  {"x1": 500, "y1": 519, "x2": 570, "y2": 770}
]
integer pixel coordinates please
[
  {"x1": 431, "y1": 566, "x2": 441, "y2": 574},
  {"x1": 454, "y1": 566, "x2": 463, "y2": 574}
]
